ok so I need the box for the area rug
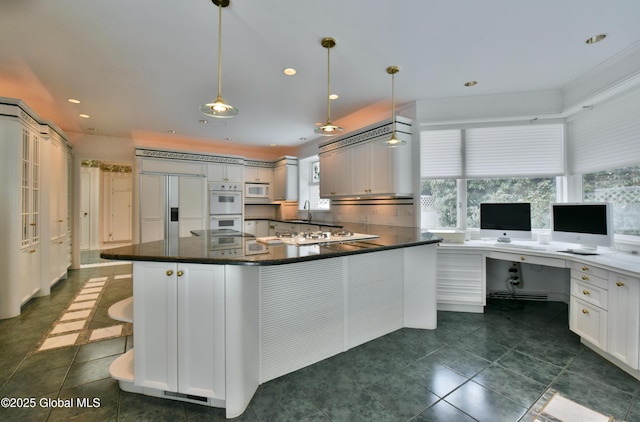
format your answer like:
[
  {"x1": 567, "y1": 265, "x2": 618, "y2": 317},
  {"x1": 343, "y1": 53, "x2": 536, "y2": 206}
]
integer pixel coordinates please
[{"x1": 34, "y1": 273, "x2": 133, "y2": 353}]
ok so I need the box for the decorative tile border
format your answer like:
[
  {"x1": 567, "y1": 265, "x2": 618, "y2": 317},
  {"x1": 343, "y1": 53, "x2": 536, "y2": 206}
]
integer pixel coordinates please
[{"x1": 35, "y1": 275, "x2": 133, "y2": 352}]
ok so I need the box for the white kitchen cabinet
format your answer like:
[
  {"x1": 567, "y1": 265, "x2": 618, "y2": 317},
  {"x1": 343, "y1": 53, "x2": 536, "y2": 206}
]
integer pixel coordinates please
[
  {"x1": 244, "y1": 220, "x2": 270, "y2": 237},
  {"x1": 436, "y1": 249, "x2": 485, "y2": 313},
  {"x1": 244, "y1": 166, "x2": 273, "y2": 184},
  {"x1": 268, "y1": 221, "x2": 299, "y2": 236},
  {"x1": 319, "y1": 117, "x2": 412, "y2": 198},
  {"x1": 133, "y1": 261, "x2": 226, "y2": 400},
  {"x1": 272, "y1": 157, "x2": 298, "y2": 201},
  {"x1": 319, "y1": 148, "x2": 350, "y2": 197},
  {"x1": 1, "y1": 100, "x2": 71, "y2": 319},
  {"x1": 351, "y1": 141, "x2": 396, "y2": 196},
  {"x1": 19, "y1": 246, "x2": 41, "y2": 304},
  {"x1": 46, "y1": 135, "x2": 71, "y2": 287},
  {"x1": 607, "y1": 272, "x2": 640, "y2": 369},
  {"x1": 208, "y1": 163, "x2": 243, "y2": 184}
]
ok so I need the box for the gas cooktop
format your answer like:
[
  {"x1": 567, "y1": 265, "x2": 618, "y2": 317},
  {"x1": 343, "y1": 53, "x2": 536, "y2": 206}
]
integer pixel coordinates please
[{"x1": 281, "y1": 231, "x2": 380, "y2": 246}]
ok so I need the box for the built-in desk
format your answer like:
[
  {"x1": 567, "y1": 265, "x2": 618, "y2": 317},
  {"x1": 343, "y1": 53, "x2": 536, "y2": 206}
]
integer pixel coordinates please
[{"x1": 436, "y1": 239, "x2": 640, "y2": 380}]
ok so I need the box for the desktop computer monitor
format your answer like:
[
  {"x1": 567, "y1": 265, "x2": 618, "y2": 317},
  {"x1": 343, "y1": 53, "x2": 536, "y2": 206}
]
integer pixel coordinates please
[
  {"x1": 480, "y1": 203, "x2": 532, "y2": 243},
  {"x1": 551, "y1": 202, "x2": 613, "y2": 252}
]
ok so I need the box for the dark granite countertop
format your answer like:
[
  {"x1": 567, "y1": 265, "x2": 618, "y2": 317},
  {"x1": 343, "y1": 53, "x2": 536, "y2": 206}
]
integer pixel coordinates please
[
  {"x1": 245, "y1": 218, "x2": 343, "y2": 228},
  {"x1": 101, "y1": 224, "x2": 441, "y2": 266}
]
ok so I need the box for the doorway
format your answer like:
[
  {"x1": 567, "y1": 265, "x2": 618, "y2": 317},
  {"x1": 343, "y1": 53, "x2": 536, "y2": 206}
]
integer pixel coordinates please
[{"x1": 79, "y1": 160, "x2": 133, "y2": 266}]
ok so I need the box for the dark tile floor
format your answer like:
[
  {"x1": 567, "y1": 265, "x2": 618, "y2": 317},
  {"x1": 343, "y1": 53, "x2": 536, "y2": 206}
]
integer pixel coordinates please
[{"x1": 2, "y1": 265, "x2": 640, "y2": 421}]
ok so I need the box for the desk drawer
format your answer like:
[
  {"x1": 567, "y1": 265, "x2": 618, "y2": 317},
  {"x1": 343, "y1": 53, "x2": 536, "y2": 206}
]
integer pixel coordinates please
[
  {"x1": 571, "y1": 269, "x2": 608, "y2": 290},
  {"x1": 571, "y1": 261, "x2": 609, "y2": 280},
  {"x1": 571, "y1": 278, "x2": 608, "y2": 310},
  {"x1": 489, "y1": 251, "x2": 566, "y2": 268}
]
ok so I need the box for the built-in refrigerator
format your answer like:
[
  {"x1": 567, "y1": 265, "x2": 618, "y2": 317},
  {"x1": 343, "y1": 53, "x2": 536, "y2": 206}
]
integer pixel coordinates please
[{"x1": 139, "y1": 173, "x2": 208, "y2": 244}]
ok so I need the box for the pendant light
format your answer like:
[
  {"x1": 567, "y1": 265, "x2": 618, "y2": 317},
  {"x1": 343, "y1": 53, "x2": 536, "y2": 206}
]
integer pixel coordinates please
[
  {"x1": 382, "y1": 66, "x2": 406, "y2": 147},
  {"x1": 315, "y1": 37, "x2": 343, "y2": 136},
  {"x1": 200, "y1": 0, "x2": 238, "y2": 118}
]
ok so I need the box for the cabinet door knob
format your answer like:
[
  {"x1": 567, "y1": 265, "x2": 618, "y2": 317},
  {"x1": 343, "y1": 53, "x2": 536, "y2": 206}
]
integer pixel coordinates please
[
  {"x1": 582, "y1": 266, "x2": 589, "y2": 271},
  {"x1": 616, "y1": 281, "x2": 625, "y2": 287},
  {"x1": 582, "y1": 309, "x2": 589, "y2": 314},
  {"x1": 583, "y1": 290, "x2": 590, "y2": 295},
  {"x1": 177, "y1": 270, "x2": 184, "y2": 277},
  {"x1": 166, "y1": 270, "x2": 174, "y2": 276},
  {"x1": 520, "y1": 256, "x2": 526, "y2": 261},
  {"x1": 582, "y1": 275, "x2": 589, "y2": 281}
]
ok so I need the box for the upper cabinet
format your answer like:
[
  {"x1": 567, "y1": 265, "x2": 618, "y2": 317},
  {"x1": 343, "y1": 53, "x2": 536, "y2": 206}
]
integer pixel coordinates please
[
  {"x1": 208, "y1": 163, "x2": 243, "y2": 184},
  {"x1": 272, "y1": 156, "x2": 298, "y2": 201},
  {"x1": 244, "y1": 164, "x2": 273, "y2": 184},
  {"x1": 319, "y1": 117, "x2": 413, "y2": 198}
]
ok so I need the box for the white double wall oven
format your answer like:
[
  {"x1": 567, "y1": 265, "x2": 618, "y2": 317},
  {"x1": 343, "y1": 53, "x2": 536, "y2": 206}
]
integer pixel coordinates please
[{"x1": 209, "y1": 183, "x2": 243, "y2": 232}]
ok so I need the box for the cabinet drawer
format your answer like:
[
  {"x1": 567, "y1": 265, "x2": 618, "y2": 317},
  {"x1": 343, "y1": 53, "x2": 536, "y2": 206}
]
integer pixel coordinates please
[
  {"x1": 570, "y1": 261, "x2": 609, "y2": 280},
  {"x1": 571, "y1": 269, "x2": 608, "y2": 290},
  {"x1": 489, "y1": 251, "x2": 566, "y2": 268},
  {"x1": 571, "y1": 278, "x2": 608, "y2": 310},
  {"x1": 570, "y1": 296, "x2": 607, "y2": 349}
]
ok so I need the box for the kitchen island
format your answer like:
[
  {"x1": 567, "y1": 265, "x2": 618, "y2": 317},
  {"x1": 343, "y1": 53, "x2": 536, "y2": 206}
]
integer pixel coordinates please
[{"x1": 101, "y1": 225, "x2": 440, "y2": 418}]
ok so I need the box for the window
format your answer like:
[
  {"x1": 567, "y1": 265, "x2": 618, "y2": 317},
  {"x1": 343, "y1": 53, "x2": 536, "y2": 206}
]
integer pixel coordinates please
[
  {"x1": 299, "y1": 157, "x2": 330, "y2": 211},
  {"x1": 583, "y1": 166, "x2": 640, "y2": 236},
  {"x1": 420, "y1": 123, "x2": 563, "y2": 230}
]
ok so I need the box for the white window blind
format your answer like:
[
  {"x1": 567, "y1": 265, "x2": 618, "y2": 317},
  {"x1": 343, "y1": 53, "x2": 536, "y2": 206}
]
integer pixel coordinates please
[
  {"x1": 420, "y1": 124, "x2": 564, "y2": 179},
  {"x1": 420, "y1": 129, "x2": 462, "y2": 178},
  {"x1": 568, "y1": 88, "x2": 640, "y2": 174},
  {"x1": 465, "y1": 124, "x2": 564, "y2": 178}
]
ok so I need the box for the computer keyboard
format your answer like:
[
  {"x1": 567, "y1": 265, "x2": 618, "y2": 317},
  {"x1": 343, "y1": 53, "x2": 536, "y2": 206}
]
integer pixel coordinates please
[{"x1": 493, "y1": 243, "x2": 546, "y2": 251}]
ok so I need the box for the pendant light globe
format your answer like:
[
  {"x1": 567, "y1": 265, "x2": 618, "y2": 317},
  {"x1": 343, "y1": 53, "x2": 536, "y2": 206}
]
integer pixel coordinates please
[
  {"x1": 200, "y1": 0, "x2": 238, "y2": 118},
  {"x1": 381, "y1": 66, "x2": 406, "y2": 147},
  {"x1": 315, "y1": 37, "x2": 343, "y2": 136}
]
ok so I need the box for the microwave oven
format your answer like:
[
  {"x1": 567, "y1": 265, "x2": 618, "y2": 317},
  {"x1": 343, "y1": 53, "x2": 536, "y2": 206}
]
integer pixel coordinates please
[{"x1": 245, "y1": 183, "x2": 270, "y2": 199}]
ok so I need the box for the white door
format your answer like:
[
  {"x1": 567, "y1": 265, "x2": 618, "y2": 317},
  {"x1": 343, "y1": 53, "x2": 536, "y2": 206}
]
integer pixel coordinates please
[{"x1": 110, "y1": 174, "x2": 132, "y2": 242}]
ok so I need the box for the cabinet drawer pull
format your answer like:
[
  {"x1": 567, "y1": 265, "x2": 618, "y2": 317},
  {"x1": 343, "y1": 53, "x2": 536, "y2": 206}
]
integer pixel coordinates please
[
  {"x1": 616, "y1": 281, "x2": 625, "y2": 287},
  {"x1": 520, "y1": 256, "x2": 526, "y2": 261},
  {"x1": 30, "y1": 223, "x2": 37, "y2": 226},
  {"x1": 166, "y1": 270, "x2": 174, "y2": 276},
  {"x1": 582, "y1": 275, "x2": 589, "y2": 281},
  {"x1": 582, "y1": 309, "x2": 589, "y2": 314},
  {"x1": 29, "y1": 249, "x2": 36, "y2": 253},
  {"x1": 177, "y1": 270, "x2": 184, "y2": 277},
  {"x1": 58, "y1": 219, "x2": 64, "y2": 222},
  {"x1": 582, "y1": 266, "x2": 589, "y2": 271},
  {"x1": 582, "y1": 290, "x2": 590, "y2": 295}
]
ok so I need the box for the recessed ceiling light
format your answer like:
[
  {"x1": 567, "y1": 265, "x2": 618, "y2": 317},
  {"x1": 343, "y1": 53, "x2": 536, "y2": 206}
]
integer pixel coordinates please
[
  {"x1": 199, "y1": 119, "x2": 208, "y2": 124},
  {"x1": 67, "y1": 98, "x2": 81, "y2": 104},
  {"x1": 586, "y1": 34, "x2": 607, "y2": 44},
  {"x1": 269, "y1": 144, "x2": 277, "y2": 147},
  {"x1": 464, "y1": 81, "x2": 478, "y2": 87},
  {"x1": 88, "y1": 128, "x2": 98, "y2": 132},
  {"x1": 168, "y1": 130, "x2": 176, "y2": 134},
  {"x1": 299, "y1": 137, "x2": 306, "y2": 141},
  {"x1": 283, "y1": 68, "x2": 297, "y2": 76},
  {"x1": 79, "y1": 113, "x2": 90, "y2": 118},
  {"x1": 224, "y1": 137, "x2": 232, "y2": 141},
  {"x1": 329, "y1": 94, "x2": 339, "y2": 100}
]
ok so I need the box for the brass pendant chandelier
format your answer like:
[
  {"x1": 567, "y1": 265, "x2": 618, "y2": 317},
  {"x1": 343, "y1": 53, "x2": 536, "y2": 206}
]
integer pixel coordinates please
[
  {"x1": 315, "y1": 37, "x2": 343, "y2": 136},
  {"x1": 200, "y1": 0, "x2": 238, "y2": 118},
  {"x1": 381, "y1": 66, "x2": 406, "y2": 147}
]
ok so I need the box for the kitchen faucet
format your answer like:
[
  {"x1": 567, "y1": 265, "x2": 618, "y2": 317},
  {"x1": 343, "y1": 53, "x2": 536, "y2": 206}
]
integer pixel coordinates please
[{"x1": 303, "y1": 200, "x2": 312, "y2": 222}]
